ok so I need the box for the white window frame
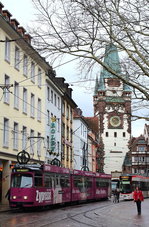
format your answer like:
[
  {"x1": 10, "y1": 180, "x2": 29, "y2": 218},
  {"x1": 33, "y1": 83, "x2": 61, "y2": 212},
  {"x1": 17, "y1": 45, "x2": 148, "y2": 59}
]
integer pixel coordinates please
[
  {"x1": 14, "y1": 82, "x2": 19, "y2": 109},
  {"x1": 5, "y1": 37, "x2": 10, "y2": 62},
  {"x1": 31, "y1": 61, "x2": 35, "y2": 83},
  {"x1": 47, "y1": 110, "x2": 50, "y2": 125},
  {"x1": 13, "y1": 122, "x2": 18, "y2": 150},
  {"x1": 22, "y1": 126, "x2": 27, "y2": 150},
  {"x1": 30, "y1": 93, "x2": 35, "y2": 117},
  {"x1": 38, "y1": 68, "x2": 42, "y2": 87},
  {"x1": 30, "y1": 129, "x2": 34, "y2": 155},
  {"x1": 37, "y1": 132, "x2": 41, "y2": 157},
  {"x1": 3, "y1": 118, "x2": 9, "y2": 147},
  {"x1": 23, "y1": 54, "x2": 28, "y2": 76},
  {"x1": 47, "y1": 87, "x2": 50, "y2": 101},
  {"x1": 23, "y1": 88, "x2": 27, "y2": 114},
  {"x1": 47, "y1": 136, "x2": 50, "y2": 149},
  {"x1": 14, "y1": 46, "x2": 20, "y2": 70},
  {"x1": 37, "y1": 98, "x2": 41, "y2": 121},
  {"x1": 51, "y1": 90, "x2": 53, "y2": 103},
  {"x1": 4, "y1": 75, "x2": 10, "y2": 104}
]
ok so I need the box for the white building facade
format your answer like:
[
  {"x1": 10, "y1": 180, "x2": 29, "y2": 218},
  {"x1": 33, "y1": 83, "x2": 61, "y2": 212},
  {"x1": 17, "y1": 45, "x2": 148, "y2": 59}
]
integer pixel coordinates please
[
  {"x1": 45, "y1": 75, "x2": 63, "y2": 164},
  {"x1": 73, "y1": 111, "x2": 88, "y2": 170}
]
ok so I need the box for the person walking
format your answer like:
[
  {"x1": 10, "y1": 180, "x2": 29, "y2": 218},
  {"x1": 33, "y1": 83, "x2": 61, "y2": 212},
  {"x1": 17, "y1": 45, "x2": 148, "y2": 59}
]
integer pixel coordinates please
[
  {"x1": 133, "y1": 186, "x2": 144, "y2": 215},
  {"x1": 116, "y1": 187, "x2": 120, "y2": 203}
]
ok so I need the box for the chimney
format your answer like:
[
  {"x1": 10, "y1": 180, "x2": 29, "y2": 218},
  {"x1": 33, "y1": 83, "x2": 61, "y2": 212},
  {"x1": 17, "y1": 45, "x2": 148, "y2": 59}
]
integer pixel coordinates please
[
  {"x1": 10, "y1": 18, "x2": 19, "y2": 30},
  {"x1": 0, "y1": 2, "x2": 4, "y2": 14},
  {"x1": 24, "y1": 33, "x2": 32, "y2": 44},
  {"x1": 2, "y1": 10, "x2": 12, "y2": 22},
  {"x1": 17, "y1": 26, "x2": 26, "y2": 36}
]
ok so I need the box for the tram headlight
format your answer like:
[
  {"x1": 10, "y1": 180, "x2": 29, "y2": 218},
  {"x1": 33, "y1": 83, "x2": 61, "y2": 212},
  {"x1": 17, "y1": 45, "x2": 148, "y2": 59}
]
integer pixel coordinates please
[
  {"x1": 23, "y1": 196, "x2": 28, "y2": 200},
  {"x1": 12, "y1": 196, "x2": 16, "y2": 199}
]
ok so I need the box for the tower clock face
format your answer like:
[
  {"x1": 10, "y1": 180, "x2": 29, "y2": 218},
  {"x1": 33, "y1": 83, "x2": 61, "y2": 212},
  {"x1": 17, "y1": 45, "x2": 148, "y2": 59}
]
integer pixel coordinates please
[{"x1": 110, "y1": 116, "x2": 121, "y2": 127}]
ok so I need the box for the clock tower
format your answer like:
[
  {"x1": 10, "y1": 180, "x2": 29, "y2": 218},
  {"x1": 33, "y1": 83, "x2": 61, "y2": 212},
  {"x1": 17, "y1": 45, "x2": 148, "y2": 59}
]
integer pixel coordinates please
[{"x1": 93, "y1": 43, "x2": 131, "y2": 174}]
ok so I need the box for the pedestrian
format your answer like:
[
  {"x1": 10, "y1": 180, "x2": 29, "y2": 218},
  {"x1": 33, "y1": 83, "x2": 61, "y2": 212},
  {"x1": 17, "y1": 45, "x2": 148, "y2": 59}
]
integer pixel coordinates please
[
  {"x1": 133, "y1": 186, "x2": 144, "y2": 215},
  {"x1": 113, "y1": 189, "x2": 117, "y2": 203},
  {"x1": 116, "y1": 187, "x2": 120, "y2": 203}
]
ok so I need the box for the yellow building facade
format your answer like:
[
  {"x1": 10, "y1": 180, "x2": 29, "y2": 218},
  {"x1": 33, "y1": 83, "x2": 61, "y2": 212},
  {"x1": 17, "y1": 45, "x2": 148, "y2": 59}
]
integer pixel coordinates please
[{"x1": 0, "y1": 6, "x2": 51, "y2": 204}]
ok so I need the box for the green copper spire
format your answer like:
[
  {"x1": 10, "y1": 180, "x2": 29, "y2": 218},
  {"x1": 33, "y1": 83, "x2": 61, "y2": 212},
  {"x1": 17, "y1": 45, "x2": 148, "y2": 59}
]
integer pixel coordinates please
[{"x1": 102, "y1": 43, "x2": 121, "y2": 79}]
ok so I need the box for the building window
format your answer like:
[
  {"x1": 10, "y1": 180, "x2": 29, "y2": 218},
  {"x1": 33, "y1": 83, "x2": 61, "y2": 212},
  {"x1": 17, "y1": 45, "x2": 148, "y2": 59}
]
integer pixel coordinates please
[
  {"x1": 5, "y1": 37, "x2": 10, "y2": 62},
  {"x1": 14, "y1": 46, "x2": 20, "y2": 70},
  {"x1": 38, "y1": 68, "x2": 42, "y2": 87},
  {"x1": 37, "y1": 98, "x2": 41, "y2": 121},
  {"x1": 123, "y1": 132, "x2": 126, "y2": 137},
  {"x1": 138, "y1": 146, "x2": 145, "y2": 152},
  {"x1": 66, "y1": 105, "x2": 69, "y2": 119},
  {"x1": 70, "y1": 129, "x2": 73, "y2": 143},
  {"x1": 57, "y1": 118, "x2": 60, "y2": 132},
  {"x1": 4, "y1": 75, "x2": 10, "y2": 104},
  {"x1": 23, "y1": 54, "x2": 28, "y2": 76},
  {"x1": 31, "y1": 62, "x2": 35, "y2": 83},
  {"x1": 70, "y1": 109, "x2": 72, "y2": 121},
  {"x1": 14, "y1": 82, "x2": 19, "y2": 109},
  {"x1": 37, "y1": 132, "x2": 41, "y2": 157},
  {"x1": 30, "y1": 93, "x2": 35, "y2": 117},
  {"x1": 62, "y1": 101, "x2": 65, "y2": 115},
  {"x1": 47, "y1": 136, "x2": 50, "y2": 150},
  {"x1": 114, "y1": 142, "x2": 116, "y2": 146},
  {"x1": 47, "y1": 110, "x2": 50, "y2": 125},
  {"x1": 3, "y1": 118, "x2": 9, "y2": 147},
  {"x1": 30, "y1": 129, "x2": 34, "y2": 155},
  {"x1": 58, "y1": 97, "x2": 60, "y2": 109},
  {"x1": 57, "y1": 141, "x2": 60, "y2": 153},
  {"x1": 106, "y1": 132, "x2": 109, "y2": 137},
  {"x1": 114, "y1": 132, "x2": 117, "y2": 138},
  {"x1": 22, "y1": 126, "x2": 27, "y2": 150},
  {"x1": 62, "y1": 123, "x2": 65, "y2": 137},
  {"x1": 47, "y1": 87, "x2": 50, "y2": 101},
  {"x1": 54, "y1": 94, "x2": 57, "y2": 106},
  {"x1": 66, "y1": 146, "x2": 69, "y2": 161},
  {"x1": 23, "y1": 88, "x2": 27, "y2": 113},
  {"x1": 51, "y1": 90, "x2": 53, "y2": 103},
  {"x1": 13, "y1": 122, "x2": 18, "y2": 150},
  {"x1": 67, "y1": 126, "x2": 69, "y2": 140}
]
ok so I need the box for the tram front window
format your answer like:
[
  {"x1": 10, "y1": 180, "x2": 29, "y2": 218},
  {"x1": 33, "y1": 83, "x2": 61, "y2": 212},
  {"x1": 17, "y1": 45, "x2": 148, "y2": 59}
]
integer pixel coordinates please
[
  {"x1": 11, "y1": 174, "x2": 33, "y2": 188},
  {"x1": 120, "y1": 181, "x2": 132, "y2": 193}
]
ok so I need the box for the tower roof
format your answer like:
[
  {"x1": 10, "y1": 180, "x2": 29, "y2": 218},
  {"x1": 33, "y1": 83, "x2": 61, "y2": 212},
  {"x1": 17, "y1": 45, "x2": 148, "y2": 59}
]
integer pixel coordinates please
[
  {"x1": 102, "y1": 43, "x2": 121, "y2": 79},
  {"x1": 95, "y1": 43, "x2": 131, "y2": 93}
]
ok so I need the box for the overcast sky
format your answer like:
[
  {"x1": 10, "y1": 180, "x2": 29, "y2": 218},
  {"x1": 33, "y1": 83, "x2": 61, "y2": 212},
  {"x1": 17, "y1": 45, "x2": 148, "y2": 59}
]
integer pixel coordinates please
[{"x1": 1, "y1": 0, "x2": 146, "y2": 137}]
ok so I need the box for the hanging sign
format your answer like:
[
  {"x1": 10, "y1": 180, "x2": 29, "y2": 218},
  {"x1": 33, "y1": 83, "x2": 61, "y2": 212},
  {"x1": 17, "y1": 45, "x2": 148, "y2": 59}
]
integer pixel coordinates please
[{"x1": 50, "y1": 117, "x2": 56, "y2": 153}]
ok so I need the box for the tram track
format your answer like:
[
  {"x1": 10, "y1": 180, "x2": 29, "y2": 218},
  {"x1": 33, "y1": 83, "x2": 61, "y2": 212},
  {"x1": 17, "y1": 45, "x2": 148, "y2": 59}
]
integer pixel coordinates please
[
  {"x1": 38, "y1": 202, "x2": 114, "y2": 227},
  {"x1": 3, "y1": 201, "x2": 114, "y2": 227}
]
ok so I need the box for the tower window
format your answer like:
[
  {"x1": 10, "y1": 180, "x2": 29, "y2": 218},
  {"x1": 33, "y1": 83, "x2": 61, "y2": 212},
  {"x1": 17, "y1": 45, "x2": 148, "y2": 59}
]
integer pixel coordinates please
[
  {"x1": 114, "y1": 143, "x2": 116, "y2": 146},
  {"x1": 123, "y1": 132, "x2": 126, "y2": 137},
  {"x1": 114, "y1": 132, "x2": 117, "y2": 137},
  {"x1": 106, "y1": 132, "x2": 109, "y2": 137}
]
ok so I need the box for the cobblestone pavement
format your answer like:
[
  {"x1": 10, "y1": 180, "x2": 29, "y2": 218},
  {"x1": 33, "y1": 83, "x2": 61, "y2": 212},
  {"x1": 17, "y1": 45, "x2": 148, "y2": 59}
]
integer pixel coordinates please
[{"x1": 0, "y1": 199, "x2": 149, "y2": 226}]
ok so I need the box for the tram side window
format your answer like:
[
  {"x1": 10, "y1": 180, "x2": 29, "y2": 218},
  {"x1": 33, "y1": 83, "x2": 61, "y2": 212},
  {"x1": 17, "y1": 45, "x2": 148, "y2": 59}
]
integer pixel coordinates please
[
  {"x1": 96, "y1": 179, "x2": 108, "y2": 188},
  {"x1": 84, "y1": 177, "x2": 92, "y2": 188},
  {"x1": 34, "y1": 173, "x2": 43, "y2": 187},
  {"x1": 60, "y1": 175, "x2": 70, "y2": 188},
  {"x1": 74, "y1": 176, "x2": 84, "y2": 188},
  {"x1": 44, "y1": 174, "x2": 52, "y2": 188}
]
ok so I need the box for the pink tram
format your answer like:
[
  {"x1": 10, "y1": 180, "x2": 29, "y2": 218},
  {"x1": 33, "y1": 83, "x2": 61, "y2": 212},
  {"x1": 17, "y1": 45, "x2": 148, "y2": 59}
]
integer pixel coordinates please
[{"x1": 9, "y1": 163, "x2": 111, "y2": 208}]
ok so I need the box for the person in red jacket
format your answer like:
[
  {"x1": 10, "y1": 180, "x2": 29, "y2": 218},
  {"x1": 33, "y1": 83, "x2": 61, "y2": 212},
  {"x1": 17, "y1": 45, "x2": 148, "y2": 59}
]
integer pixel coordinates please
[{"x1": 133, "y1": 187, "x2": 144, "y2": 215}]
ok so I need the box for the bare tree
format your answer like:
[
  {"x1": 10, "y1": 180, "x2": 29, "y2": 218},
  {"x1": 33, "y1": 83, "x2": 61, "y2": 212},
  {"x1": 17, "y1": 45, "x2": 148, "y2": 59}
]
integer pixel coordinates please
[{"x1": 31, "y1": 0, "x2": 149, "y2": 118}]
